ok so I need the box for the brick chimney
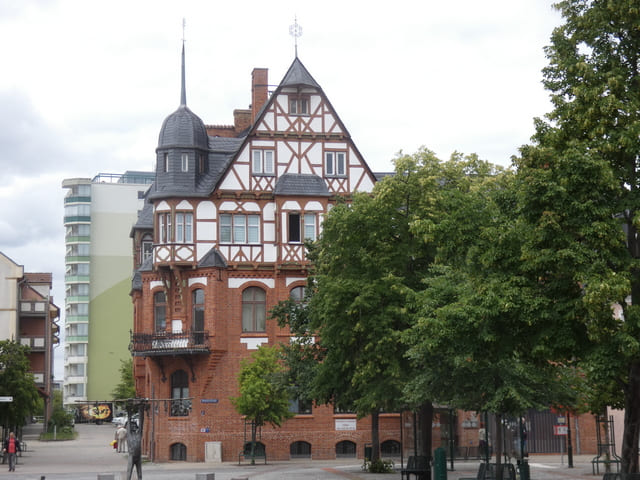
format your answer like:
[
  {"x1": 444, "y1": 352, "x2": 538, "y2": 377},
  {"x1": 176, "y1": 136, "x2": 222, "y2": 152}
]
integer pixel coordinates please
[{"x1": 251, "y1": 68, "x2": 269, "y2": 122}]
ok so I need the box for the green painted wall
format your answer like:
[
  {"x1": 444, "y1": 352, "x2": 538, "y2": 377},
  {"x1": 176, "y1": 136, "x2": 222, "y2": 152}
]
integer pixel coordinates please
[{"x1": 87, "y1": 268, "x2": 133, "y2": 401}]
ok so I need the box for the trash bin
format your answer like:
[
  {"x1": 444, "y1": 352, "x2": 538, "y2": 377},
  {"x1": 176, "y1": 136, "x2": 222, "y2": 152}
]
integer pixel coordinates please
[
  {"x1": 364, "y1": 444, "x2": 372, "y2": 461},
  {"x1": 518, "y1": 460, "x2": 530, "y2": 480},
  {"x1": 434, "y1": 447, "x2": 447, "y2": 480}
]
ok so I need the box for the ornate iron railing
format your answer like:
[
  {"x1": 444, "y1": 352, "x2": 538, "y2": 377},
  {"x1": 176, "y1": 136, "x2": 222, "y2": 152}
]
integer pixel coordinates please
[{"x1": 129, "y1": 330, "x2": 210, "y2": 356}]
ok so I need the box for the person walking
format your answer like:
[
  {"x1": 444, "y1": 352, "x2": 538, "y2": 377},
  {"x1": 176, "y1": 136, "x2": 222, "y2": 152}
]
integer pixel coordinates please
[
  {"x1": 2, "y1": 431, "x2": 21, "y2": 472},
  {"x1": 115, "y1": 426, "x2": 127, "y2": 453}
]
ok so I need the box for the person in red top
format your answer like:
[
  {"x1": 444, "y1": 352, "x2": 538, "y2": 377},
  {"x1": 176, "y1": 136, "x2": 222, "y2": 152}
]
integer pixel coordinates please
[{"x1": 2, "y1": 431, "x2": 21, "y2": 472}]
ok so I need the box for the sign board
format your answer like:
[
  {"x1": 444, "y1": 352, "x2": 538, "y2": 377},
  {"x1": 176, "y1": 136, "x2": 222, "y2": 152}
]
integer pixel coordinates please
[
  {"x1": 0, "y1": 396, "x2": 12, "y2": 402},
  {"x1": 335, "y1": 419, "x2": 357, "y2": 431},
  {"x1": 200, "y1": 399, "x2": 219, "y2": 404},
  {"x1": 554, "y1": 425, "x2": 568, "y2": 436}
]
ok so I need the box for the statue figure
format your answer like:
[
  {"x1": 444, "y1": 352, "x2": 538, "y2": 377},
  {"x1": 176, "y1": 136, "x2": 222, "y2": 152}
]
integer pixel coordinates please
[{"x1": 126, "y1": 403, "x2": 145, "y2": 480}]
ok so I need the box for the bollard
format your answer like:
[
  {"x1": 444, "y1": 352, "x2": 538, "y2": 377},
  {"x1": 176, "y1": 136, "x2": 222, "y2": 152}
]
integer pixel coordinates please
[
  {"x1": 195, "y1": 474, "x2": 215, "y2": 480},
  {"x1": 518, "y1": 460, "x2": 530, "y2": 480},
  {"x1": 433, "y1": 447, "x2": 447, "y2": 480}
]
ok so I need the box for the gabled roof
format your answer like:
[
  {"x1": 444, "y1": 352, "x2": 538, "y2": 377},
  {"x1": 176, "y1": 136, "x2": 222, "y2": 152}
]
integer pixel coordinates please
[
  {"x1": 198, "y1": 248, "x2": 227, "y2": 268},
  {"x1": 280, "y1": 57, "x2": 321, "y2": 89},
  {"x1": 274, "y1": 174, "x2": 330, "y2": 197}
]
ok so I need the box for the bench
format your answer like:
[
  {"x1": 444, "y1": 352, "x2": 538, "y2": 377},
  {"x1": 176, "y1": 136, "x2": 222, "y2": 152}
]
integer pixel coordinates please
[{"x1": 401, "y1": 455, "x2": 430, "y2": 480}]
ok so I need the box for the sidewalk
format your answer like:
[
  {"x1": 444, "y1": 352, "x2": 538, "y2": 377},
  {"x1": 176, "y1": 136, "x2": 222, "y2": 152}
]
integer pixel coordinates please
[{"x1": 6, "y1": 422, "x2": 607, "y2": 479}]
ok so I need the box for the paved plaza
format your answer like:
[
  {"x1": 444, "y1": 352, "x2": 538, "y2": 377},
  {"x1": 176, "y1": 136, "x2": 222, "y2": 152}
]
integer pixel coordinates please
[{"x1": 0, "y1": 422, "x2": 608, "y2": 479}]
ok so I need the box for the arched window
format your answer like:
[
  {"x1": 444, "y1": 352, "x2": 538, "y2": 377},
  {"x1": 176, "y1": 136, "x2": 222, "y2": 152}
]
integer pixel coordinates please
[
  {"x1": 290, "y1": 441, "x2": 311, "y2": 458},
  {"x1": 170, "y1": 442, "x2": 187, "y2": 461},
  {"x1": 336, "y1": 440, "x2": 356, "y2": 458},
  {"x1": 242, "y1": 287, "x2": 266, "y2": 332},
  {"x1": 381, "y1": 439, "x2": 401, "y2": 457},
  {"x1": 154, "y1": 291, "x2": 166, "y2": 331},
  {"x1": 242, "y1": 441, "x2": 265, "y2": 457},
  {"x1": 290, "y1": 286, "x2": 306, "y2": 303},
  {"x1": 170, "y1": 370, "x2": 190, "y2": 417},
  {"x1": 192, "y1": 289, "x2": 205, "y2": 345}
]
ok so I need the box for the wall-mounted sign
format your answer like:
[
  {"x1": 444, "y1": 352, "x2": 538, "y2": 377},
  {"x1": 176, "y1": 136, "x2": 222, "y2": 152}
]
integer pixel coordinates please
[
  {"x1": 201, "y1": 399, "x2": 219, "y2": 404},
  {"x1": 335, "y1": 419, "x2": 356, "y2": 431}
]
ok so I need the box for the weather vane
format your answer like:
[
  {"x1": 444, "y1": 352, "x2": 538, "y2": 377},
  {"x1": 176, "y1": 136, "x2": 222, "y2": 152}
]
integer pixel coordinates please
[{"x1": 289, "y1": 16, "x2": 302, "y2": 58}]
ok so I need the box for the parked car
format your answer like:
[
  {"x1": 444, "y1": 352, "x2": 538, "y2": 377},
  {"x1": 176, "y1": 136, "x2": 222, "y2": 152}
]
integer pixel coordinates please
[{"x1": 112, "y1": 413, "x2": 127, "y2": 427}]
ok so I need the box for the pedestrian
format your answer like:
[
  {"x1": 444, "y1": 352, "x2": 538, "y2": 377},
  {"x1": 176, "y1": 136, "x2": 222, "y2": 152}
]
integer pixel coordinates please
[
  {"x1": 2, "y1": 431, "x2": 21, "y2": 472},
  {"x1": 116, "y1": 426, "x2": 127, "y2": 453}
]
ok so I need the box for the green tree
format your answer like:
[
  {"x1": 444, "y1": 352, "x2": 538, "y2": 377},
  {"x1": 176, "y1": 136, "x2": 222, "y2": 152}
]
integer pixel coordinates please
[
  {"x1": 112, "y1": 358, "x2": 136, "y2": 402},
  {"x1": 0, "y1": 340, "x2": 40, "y2": 431},
  {"x1": 515, "y1": 0, "x2": 640, "y2": 472},
  {"x1": 231, "y1": 345, "x2": 293, "y2": 464}
]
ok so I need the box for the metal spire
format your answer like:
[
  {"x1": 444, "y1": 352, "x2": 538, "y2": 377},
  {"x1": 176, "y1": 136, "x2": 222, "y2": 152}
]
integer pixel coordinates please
[
  {"x1": 180, "y1": 18, "x2": 187, "y2": 107},
  {"x1": 289, "y1": 16, "x2": 302, "y2": 58}
]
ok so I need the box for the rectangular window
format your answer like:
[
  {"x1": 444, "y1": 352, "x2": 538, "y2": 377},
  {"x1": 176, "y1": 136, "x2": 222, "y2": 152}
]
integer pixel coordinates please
[
  {"x1": 175, "y1": 213, "x2": 193, "y2": 243},
  {"x1": 164, "y1": 153, "x2": 169, "y2": 172},
  {"x1": 220, "y1": 214, "x2": 260, "y2": 244},
  {"x1": 252, "y1": 149, "x2": 275, "y2": 175},
  {"x1": 181, "y1": 153, "x2": 189, "y2": 172},
  {"x1": 158, "y1": 213, "x2": 172, "y2": 243},
  {"x1": 304, "y1": 213, "x2": 316, "y2": 241},
  {"x1": 289, "y1": 213, "x2": 301, "y2": 243},
  {"x1": 325, "y1": 151, "x2": 347, "y2": 177},
  {"x1": 289, "y1": 96, "x2": 309, "y2": 115}
]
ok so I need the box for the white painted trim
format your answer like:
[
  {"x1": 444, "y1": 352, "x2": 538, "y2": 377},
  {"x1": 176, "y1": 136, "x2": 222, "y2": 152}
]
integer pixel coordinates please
[
  {"x1": 149, "y1": 281, "x2": 163, "y2": 290},
  {"x1": 188, "y1": 277, "x2": 208, "y2": 287},
  {"x1": 241, "y1": 337, "x2": 268, "y2": 350},
  {"x1": 286, "y1": 277, "x2": 306, "y2": 286},
  {"x1": 228, "y1": 278, "x2": 275, "y2": 289}
]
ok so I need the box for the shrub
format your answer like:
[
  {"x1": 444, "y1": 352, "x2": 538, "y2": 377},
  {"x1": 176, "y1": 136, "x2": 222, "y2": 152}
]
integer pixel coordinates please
[{"x1": 362, "y1": 458, "x2": 395, "y2": 473}]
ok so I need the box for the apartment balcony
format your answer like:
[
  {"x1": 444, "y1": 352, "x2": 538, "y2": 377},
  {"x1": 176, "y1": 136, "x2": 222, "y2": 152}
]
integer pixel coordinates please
[
  {"x1": 20, "y1": 336, "x2": 46, "y2": 351},
  {"x1": 130, "y1": 330, "x2": 210, "y2": 357}
]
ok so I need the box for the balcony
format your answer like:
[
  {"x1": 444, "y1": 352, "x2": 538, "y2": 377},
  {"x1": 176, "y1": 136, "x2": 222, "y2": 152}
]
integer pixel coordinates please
[{"x1": 130, "y1": 330, "x2": 210, "y2": 356}]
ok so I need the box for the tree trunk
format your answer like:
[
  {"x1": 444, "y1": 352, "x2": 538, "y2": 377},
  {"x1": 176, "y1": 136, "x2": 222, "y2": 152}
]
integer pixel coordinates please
[
  {"x1": 622, "y1": 360, "x2": 640, "y2": 473},
  {"x1": 418, "y1": 402, "x2": 433, "y2": 460},
  {"x1": 250, "y1": 421, "x2": 257, "y2": 465},
  {"x1": 495, "y1": 413, "x2": 503, "y2": 480},
  {"x1": 371, "y1": 411, "x2": 380, "y2": 461}
]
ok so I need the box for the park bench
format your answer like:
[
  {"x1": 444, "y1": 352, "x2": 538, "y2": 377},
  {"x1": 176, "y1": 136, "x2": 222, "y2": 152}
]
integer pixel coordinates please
[
  {"x1": 400, "y1": 455, "x2": 429, "y2": 480},
  {"x1": 237, "y1": 447, "x2": 266, "y2": 465}
]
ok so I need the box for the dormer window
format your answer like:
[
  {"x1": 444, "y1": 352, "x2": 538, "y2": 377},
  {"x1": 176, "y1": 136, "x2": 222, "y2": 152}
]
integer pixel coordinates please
[
  {"x1": 181, "y1": 153, "x2": 189, "y2": 172},
  {"x1": 289, "y1": 96, "x2": 309, "y2": 115},
  {"x1": 252, "y1": 149, "x2": 274, "y2": 175}
]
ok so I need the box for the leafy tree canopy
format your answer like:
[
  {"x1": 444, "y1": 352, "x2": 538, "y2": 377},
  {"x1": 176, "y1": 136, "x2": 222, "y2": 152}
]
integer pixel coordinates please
[{"x1": 0, "y1": 340, "x2": 40, "y2": 429}]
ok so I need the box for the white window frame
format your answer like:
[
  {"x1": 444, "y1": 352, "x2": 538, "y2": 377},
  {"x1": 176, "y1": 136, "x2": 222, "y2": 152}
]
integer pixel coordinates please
[
  {"x1": 252, "y1": 149, "x2": 275, "y2": 175},
  {"x1": 289, "y1": 96, "x2": 309, "y2": 115},
  {"x1": 175, "y1": 212, "x2": 193, "y2": 243},
  {"x1": 220, "y1": 214, "x2": 261, "y2": 244},
  {"x1": 325, "y1": 151, "x2": 346, "y2": 177},
  {"x1": 303, "y1": 213, "x2": 316, "y2": 241},
  {"x1": 181, "y1": 153, "x2": 189, "y2": 172}
]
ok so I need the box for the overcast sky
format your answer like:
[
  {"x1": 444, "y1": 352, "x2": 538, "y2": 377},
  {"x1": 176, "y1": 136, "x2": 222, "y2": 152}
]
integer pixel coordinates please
[{"x1": 0, "y1": 0, "x2": 563, "y2": 379}]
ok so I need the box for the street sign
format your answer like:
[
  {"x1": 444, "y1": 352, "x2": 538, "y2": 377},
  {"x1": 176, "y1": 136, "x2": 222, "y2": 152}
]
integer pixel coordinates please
[
  {"x1": 0, "y1": 396, "x2": 13, "y2": 402},
  {"x1": 554, "y1": 425, "x2": 568, "y2": 435}
]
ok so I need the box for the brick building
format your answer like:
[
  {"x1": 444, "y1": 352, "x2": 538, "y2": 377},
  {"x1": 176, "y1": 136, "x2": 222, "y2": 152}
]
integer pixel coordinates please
[{"x1": 129, "y1": 46, "x2": 600, "y2": 463}]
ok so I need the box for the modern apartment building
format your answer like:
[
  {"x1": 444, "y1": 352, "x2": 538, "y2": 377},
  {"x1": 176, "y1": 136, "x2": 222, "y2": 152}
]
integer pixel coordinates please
[{"x1": 62, "y1": 172, "x2": 154, "y2": 405}]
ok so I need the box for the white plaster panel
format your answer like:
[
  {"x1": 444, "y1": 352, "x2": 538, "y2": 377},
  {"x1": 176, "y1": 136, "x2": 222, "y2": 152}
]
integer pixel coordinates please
[
  {"x1": 197, "y1": 222, "x2": 216, "y2": 241},
  {"x1": 188, "y1": 277, "x2": 208, "y2": 287},
  {"x1": 228, "y1": 278, "x2": 275, "y2": 289},
  {"x1": 264, "y1": 222, "x2": 275, "y2": 242},
  {"x1": 176, "y1": 200, "x2": 193, "y2": 210},
  {"x1": 286, "y1": 277, "x2": 306, "y2": 286},
  {"x1": 253, "y1": 140, "x2": 275, "y2": 147},
  {"x1": 150, "y1": 280, "x2": 163, "y2": 290},
  {"x1": 219, "y1": 201, "x2": 239, "y2": 211},
  {"x1": 241, "y1": 337, "x2": 268, "y2": 350},
  {"x1": 310, "y1": 117, "x2": 322, "y2": 133},
  {"x1": 197, "y1": 243, "x2": 215, "y2": 261},
  {"x1": 220, "y1": 168, "x2": 243, "y2": 190},
  {"x1": 156, "y1": 201, "x2": 170, "y2": 212},
  {"x1": 304, "y1": 201, "x2": 324, "y2": 211},
  {"x1": 263, "y1": 203, "x2": 276, "y2": 221},
  {"x1": 264, "y1": 245, "x2": 277, "y2": 262},
  {"x1": 282, "y1": 200, "x2": 301, "y2": 210},
  {"x1": 301, "y1": 161, "x2": 313, "y2": 175},
  {"x1": 197, "y1": 201, "x2": 216, "y2": 219},
  {"x1": 262, "y1": 112, "x2": 275, "y2": 131},
  {"x1": 243, "y1": 202, "x2": 260, "y2": 212}
]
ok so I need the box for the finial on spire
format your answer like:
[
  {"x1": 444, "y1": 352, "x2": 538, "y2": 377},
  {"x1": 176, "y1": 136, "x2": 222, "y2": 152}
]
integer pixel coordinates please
[
  {"x1": 180, "y1": 18, "x2": 187, "y2": 107},
  {"x1": 289, "y1": 16, "x2": 303, "y2": 58}
]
